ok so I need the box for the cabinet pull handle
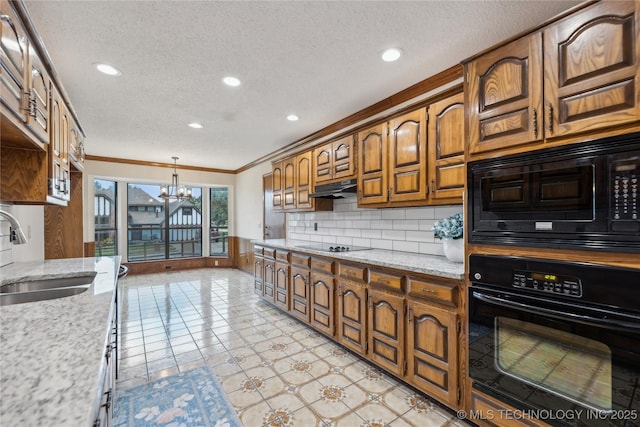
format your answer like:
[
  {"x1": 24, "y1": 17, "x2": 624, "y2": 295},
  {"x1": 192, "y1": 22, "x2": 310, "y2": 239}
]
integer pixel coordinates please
[
  {"x1": 548, "y1": 103, "x2": 553, "y2": 133},
  {"x1": 408, "y1": 307, "x2": 412, "y2": 322},
  {"x1": 430, "y1": 180, "x2": 435, "y2": 195},
  {"x1": 532, "y1": 108, "x2": 538, "y2": 138},
  {"x1": 420, "y1": 287, "x2": 437, "y2": 294}
]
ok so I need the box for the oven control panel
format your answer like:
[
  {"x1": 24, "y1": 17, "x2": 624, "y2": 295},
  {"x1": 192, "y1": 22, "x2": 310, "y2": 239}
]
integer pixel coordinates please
[
  {"x1": 513, "y1": 270, "x2": 582, "y2": 297},
  {"x1": 611, "y1": 156, "x2": 639, "y2": 222}
]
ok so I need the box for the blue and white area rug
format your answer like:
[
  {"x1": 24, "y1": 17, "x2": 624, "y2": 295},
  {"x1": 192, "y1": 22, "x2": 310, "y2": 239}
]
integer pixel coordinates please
[{"x1": 114, "y1": 366, "x2": 240, "y2": 427}]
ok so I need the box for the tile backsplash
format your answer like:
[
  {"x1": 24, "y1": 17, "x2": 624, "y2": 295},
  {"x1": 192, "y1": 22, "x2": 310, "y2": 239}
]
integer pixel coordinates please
[{"x1": 287, "y1": 198, "x2": 463, "y2": 256}]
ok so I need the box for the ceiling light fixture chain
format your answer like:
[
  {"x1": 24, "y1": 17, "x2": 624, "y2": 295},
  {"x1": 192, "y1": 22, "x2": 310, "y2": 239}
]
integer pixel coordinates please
[{"x1": 160, "y1": 156, "x2": 192, "y2": 200}]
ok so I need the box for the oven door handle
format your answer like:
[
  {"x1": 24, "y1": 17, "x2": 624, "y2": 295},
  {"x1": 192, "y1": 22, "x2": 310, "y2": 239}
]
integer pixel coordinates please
[{"x1": 472, "y1": 291, "x2": 640, "y2": 332}]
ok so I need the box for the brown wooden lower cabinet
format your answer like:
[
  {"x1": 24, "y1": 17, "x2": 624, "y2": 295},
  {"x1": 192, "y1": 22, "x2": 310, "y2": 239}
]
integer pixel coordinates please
[
  {"x1": 310, "y1": 271, "x2": 335, "y2": 336},
  {"x1": 471, "y1": 390, "x2": 548, "y2": 427},
  {"x1": 368, "y1": 287, "x2": 405, "y2": 377},
  {"x1": 290, "y1": 266, "x2": 311, "y2": 322},
  {"x1": 253, "y1": 245, "x2": 465, "y2": 414},
  {"x1": 253, "y1": 255, "x2": 263, "y2": 296},
  {"x1": 337, "y1": 280, "x2": 367, "y2": 355},
  {"x1": 274, "y1": 261, "x2": 289, "y2": 311},
  {"x1": 263, "y1": 258, "x2": 275, "y2": 302},
  {"x1": 406, "y1": 298, "x2": 459, "y2": 408}
]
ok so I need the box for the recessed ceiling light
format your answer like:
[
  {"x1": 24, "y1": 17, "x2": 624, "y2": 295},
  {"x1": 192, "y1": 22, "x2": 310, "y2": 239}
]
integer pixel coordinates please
[
  {"x1": 381, "y1": 48, "x2": 402, "y2": 62},
  {"x1": 222, "y1": 76, "x2": 241, "y2": 87},
  {"x1": 94, "y1": 63, "x2": 121, "y2": 76},
  {"x1": 286, "y1": 114, "x2": 299, "y2": 122},
  {"x1": 188, "y1": 122, "x2": 203, "y2": 129}
]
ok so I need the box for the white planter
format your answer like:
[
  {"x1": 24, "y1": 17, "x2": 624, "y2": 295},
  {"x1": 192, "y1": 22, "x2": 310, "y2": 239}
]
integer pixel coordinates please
[{"x1": 442, "y1": 238, "x2": 464, "y2": 263}]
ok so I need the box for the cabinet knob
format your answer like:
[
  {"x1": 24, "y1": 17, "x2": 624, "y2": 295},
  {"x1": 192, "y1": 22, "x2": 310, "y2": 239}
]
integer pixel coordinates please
[{"x1": 548, "y1": 103, "x2": 554, "y2": 133}]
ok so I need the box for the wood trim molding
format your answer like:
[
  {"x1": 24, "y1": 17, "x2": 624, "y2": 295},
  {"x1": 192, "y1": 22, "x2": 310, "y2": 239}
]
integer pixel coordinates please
[
  {"x1": 235, "y1": 64, "x2": 463, "y2": 173},
  {"x1": 85, "y1": 155, "x2": 235, "y2": 174}
]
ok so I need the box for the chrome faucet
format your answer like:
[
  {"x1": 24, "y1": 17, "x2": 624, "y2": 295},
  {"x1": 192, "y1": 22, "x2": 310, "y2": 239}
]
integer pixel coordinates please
[{"x1": 0, "y1": 210, "x2": 28, "y2": 245}]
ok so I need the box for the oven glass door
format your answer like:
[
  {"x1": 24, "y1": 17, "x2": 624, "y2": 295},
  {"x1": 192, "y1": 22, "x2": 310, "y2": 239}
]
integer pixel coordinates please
[{"x1": 469, "y1": 285, "x2": 640, "y2": 426}]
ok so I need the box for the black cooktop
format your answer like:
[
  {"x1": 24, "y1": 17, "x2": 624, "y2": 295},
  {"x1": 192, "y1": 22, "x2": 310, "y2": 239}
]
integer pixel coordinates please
[{"x1": 295, "y1": 244, "x2": 372, "y2": 253}]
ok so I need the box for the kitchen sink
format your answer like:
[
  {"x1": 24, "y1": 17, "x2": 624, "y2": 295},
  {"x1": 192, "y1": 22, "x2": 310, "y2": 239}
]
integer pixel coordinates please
[
  {"x1": 0, "y1": 272, "x2": 96, "y2": 306},
  {"x1": 0, "y1": 286, "x2": 91, "y2": 305}
]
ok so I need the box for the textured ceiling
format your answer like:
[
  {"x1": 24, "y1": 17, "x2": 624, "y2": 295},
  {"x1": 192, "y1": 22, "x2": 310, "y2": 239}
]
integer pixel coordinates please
[{"x1": 23, "y1": 0, "x2": 582, "y2": 171}]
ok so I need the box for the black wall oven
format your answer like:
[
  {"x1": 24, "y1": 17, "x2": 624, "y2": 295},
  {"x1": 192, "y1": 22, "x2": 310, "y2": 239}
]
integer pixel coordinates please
[
  {"x1": 468, "y1": 254, "x2": 640, "y2": 426},
  {"x1": 467, "y1": 133, "x2": 640, "y2": 252}
]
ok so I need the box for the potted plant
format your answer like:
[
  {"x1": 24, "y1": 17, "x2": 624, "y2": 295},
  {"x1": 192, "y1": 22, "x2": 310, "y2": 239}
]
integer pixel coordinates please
[{"x1": 433, "y1": 212, "x2": 464, "y2": 263}]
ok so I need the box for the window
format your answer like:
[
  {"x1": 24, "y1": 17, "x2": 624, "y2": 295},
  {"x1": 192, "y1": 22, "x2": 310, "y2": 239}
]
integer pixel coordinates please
[
  {"x1": 94, "y1": 179, "x2": 117, "y2": 256},
  {"x1": 210, "y1": 187, "x2": 229, "y2": 256},
  {"x1": 127, "y1": 184, "x2": 202, "y2": 261}
]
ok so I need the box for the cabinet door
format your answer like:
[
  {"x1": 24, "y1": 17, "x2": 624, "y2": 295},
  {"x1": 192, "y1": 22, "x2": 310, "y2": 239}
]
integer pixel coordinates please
[
  {"x1": 367, "y1": 288, "x2": 404, "y2": 377},
  {"x1": 544, "y1": 1, "x2": 640, "y2": 138},
  {"x1": 274, "y1": 261, "x2": 289, "y2": 311},
  {"x1": 254, "y1": 256, "x2": 264, "y2": 295},
  {"x1": 283, "y1": 157, "x2": 296, "y2": 210},
  {"x1": 428, "y1": 93, "x2": 465, "y2": 203},
  {"x1": 310, "y1": 271, "x2": 334, "y2": 336},
  {"x1": 26, "y1": 48, "x2": 50, "y2": 144},
  {"x1": 272, "y1": 161, "x2": 283, "y2": 209},
  {"x1": 69, "y1": 122, "x2": 84, "y2": 170},
  {"x1": 358, "y1": 123, "x2": 388, "y2": 205},
  {"x1": 388, "y1": 108, "x2": 427, "y2": 202},
  {"x1": 467, "y1": 32, "x2": 544, "y2": 155},
  {"x1": 290, "y1": 266, "x2": 310, "y2": 322},
  {"x1": 50, "y1": 87, "x2": 65, "y2": 200},
  {"x1": 313, "y1": 142, "x2": 333, "y2": 184},
  {"x1": 332, "y1": 135, "x2": 355, "y2": 180},
  {"x1": 263, "y1": 259, "x2": 275, "y2": 302},
  {"x1": 337, "y1": 281, "x2": 367, "y2": 355},
  {"x1": 406, "y1": 299, "x2": 459, "y2": 408},
  {"x1": 296, "y1": 151, "x2": 313, "y2": 210},
  {"x1": 0, "y1": 0, "x2": 28, "y2": 120}
]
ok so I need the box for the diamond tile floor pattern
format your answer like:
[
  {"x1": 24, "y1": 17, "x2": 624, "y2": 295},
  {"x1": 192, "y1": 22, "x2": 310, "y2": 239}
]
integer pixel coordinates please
[{"x1": 116, "y1": 268, "x2": 472, "y2": 427}]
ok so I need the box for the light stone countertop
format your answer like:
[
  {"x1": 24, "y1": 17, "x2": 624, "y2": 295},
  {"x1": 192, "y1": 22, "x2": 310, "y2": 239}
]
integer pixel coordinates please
[
  {"x1": 0, "y1": 256, "x2": 121, "y2": 426},
  {"x1": 252, "y1": 239, "x2": 465, "y2": 280}
]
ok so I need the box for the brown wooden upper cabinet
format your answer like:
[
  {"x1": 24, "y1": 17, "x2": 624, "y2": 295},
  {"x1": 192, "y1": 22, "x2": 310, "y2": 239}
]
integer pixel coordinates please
[
  {"x1": 272, "y1": 151, "x2": 332, "y2": 212},
  {"x1": 358, "y1": 108, "x2": 428, "y2": 207},
  {"x1": 466, "y1": 1, "x2": 640, "y2": 157},
  {"x1": 0, "y1": 0, "x2": 28, "y2": 126},
  {"x1": 272, "y1": 161, "x2": 283, "y2": 209},
  {"x1": 427, "y1": 92, "x2": 465, "y2": 203},
  {"x1": 295, "y1": 151, "x2": 313, "y2": 210},
  {"x1": 313, "y1": 134, "x2": 356, "y2": 184},
  {"x1": 50, "y1": 84, "x2": 70, "y2": 202},
  {"x1": 26, "y1": 45, "x2": 50, "y2": 145}
]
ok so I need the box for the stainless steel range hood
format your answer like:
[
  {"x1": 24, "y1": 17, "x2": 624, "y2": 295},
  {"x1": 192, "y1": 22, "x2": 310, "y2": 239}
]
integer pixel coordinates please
[{"x1": 309, "y1": 178, "x2": 357, "y2": 199}]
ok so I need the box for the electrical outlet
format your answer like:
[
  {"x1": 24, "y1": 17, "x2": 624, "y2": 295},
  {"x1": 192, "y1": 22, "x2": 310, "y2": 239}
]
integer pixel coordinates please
[
  {"x1": 165, "y1": 265, "x2": 171, "y2": 270},
  {"x1": 314, "y1": 222, "x2": 318, "y2": 231},
  {"x1": 215, "y1": 260, "x2": 219, "y2": 266}
]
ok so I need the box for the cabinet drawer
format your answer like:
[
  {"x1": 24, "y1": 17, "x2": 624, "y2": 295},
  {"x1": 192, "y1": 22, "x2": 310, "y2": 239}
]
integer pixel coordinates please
[
  {"x1": 338, "y1": 263, "x2": 368, "y2": 283},
  {"x1": 263, "y1": 247, "x2": 276, "y2": 259},
  {"x1": 311, "y1": 257, "x2": 334, "y2": 274},
  {"x1": 369, "y1": 270, "x2": 404, "y2": 291},
  {"x1": 408, "y1": 276, "x2": 457, "y2": 307},
  {"x1": 276, "y1": 249, "x2": 289, "y2": 262},
  {"x1": 291, "y1": 252, "x2": 310, "y2": 268},
  {"x1": 254, "y1": 246, "x2": 264, "y2": 256}
]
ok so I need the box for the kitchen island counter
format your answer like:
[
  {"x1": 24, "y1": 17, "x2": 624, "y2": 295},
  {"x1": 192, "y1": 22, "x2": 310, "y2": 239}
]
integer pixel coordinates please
[
  {"x1": 252, "y1": 239, "x2": 464, "y2": 280},
  {"x1": 0, "y1": 256, "x2": 121, "y2": 426}
]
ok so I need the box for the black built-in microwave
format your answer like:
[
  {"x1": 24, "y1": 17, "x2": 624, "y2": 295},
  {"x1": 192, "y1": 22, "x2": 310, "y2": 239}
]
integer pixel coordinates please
[{"x1": 467, "y1": 133, "x2": 640, "y2": 252}]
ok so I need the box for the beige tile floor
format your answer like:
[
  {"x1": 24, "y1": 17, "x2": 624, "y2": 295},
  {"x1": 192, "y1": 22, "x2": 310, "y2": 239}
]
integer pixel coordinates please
[{"x1": 116, "y1": 268, "x2": 472, "y2": 427}]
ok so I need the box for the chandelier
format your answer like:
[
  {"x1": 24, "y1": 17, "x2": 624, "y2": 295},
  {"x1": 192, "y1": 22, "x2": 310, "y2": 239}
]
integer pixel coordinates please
[{"x1": 160, "y1": 157, "x2": 192, "y2": 200}]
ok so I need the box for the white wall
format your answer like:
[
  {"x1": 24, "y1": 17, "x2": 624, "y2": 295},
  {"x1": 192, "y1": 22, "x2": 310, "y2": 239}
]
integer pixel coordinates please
[
  {"x1": 235, "y1": 161, "x2": 271, "y2": 240},
  {"x1": 288, "y1": 198, "x2": 463, "y2": 256},
  {"x1": 6, "y1": 205, "x2": 45, "y2": 262}
]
